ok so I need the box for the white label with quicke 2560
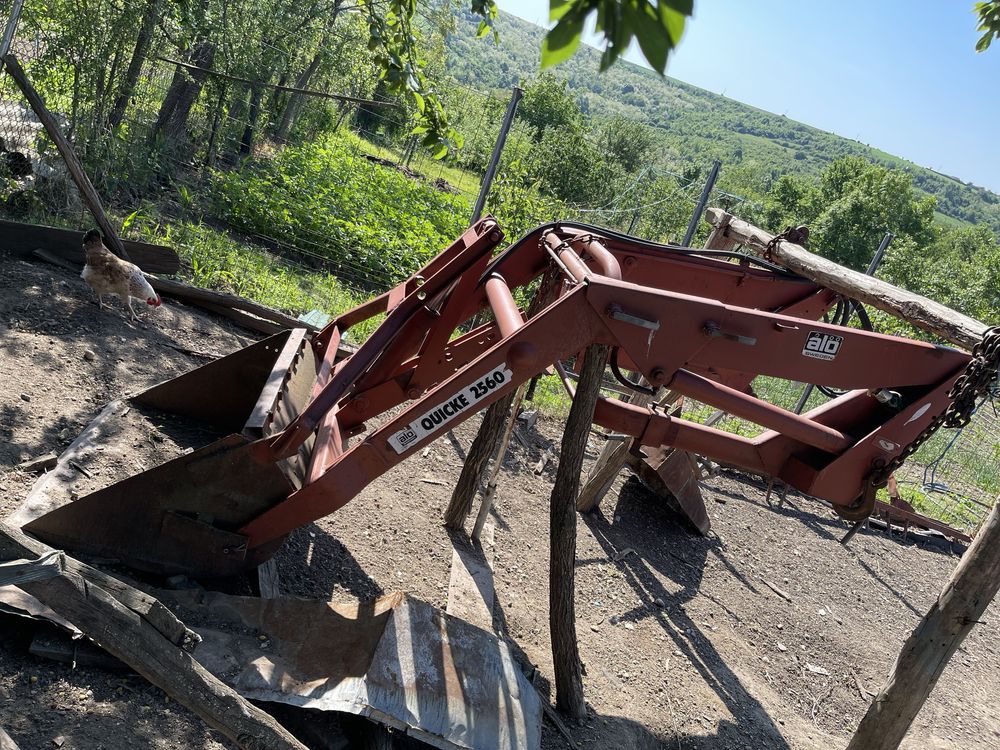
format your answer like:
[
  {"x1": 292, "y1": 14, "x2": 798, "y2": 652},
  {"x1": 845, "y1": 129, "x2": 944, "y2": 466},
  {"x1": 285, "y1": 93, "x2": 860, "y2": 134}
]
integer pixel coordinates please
[{"x1": 387, "y1": 365, "x2": 513, "y2": 455}]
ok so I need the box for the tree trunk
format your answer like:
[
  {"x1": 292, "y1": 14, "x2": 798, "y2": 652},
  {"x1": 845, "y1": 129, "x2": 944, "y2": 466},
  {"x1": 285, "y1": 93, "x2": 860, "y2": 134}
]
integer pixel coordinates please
[
  {"x1": 239, "y1": 83, "x2": 263, "y2": 158},
  {"x1": 846, "y1": 500, "x2": 1000, "y2": 750},
  {"x1": 203, "y1": 84, "x2": 228, "y2": 169},
  {"x1": 274, "y1": 46, "x2": 324, "y2": 143},
  {"x1": 108, "y1": 0, "x2": 161, "y2": 133},
  {"x1": 152, "y1": 40, "x2": 215, "y2": 146},
  {"x1": 550, "y1": 343, "x2": 609, "y2": 720}
]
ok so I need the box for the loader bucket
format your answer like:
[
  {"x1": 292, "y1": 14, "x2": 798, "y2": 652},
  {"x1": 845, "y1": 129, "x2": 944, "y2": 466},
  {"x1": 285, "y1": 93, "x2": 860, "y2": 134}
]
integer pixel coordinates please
[{"x1": 18, "y1": 328, "x2": 318, "y2": 577}]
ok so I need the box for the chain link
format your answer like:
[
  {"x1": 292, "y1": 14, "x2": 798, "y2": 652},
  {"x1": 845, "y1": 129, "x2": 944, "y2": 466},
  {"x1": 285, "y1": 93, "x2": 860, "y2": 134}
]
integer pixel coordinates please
[{"x1": 868, "y1": 325, "x2": 1000, "y2": 489}]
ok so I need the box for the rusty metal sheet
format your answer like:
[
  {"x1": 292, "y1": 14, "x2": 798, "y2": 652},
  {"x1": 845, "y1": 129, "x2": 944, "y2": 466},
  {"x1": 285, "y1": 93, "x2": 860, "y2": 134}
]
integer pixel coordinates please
[
  {"x1": 0, "y1": 585, "x2": 80, "y2": 635},
  {"x1": 162, "y1": 590, "x2": 540, "y2": 750},
  {"x1": 635, "y1": 447, "x2": 710, "y2": 534}
]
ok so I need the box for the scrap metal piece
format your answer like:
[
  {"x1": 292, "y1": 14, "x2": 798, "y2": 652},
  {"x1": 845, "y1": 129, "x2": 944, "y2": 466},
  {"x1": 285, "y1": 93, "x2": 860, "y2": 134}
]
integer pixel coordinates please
[{"x1": 162, "y1": 590, "x2": 541, "y2": 750}]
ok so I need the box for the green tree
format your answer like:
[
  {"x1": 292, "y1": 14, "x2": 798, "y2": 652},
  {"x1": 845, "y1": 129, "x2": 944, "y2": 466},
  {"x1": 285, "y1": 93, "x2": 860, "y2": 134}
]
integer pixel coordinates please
[
  {"x1": 810, "y1": 157, "x2": 936, "y2": 269},
  {"x1": 517, "y1": 74, "x2": 582, "y2": 139},
  {"x1": 600, "y1": 114, "x2": 655, "y2": 172}
]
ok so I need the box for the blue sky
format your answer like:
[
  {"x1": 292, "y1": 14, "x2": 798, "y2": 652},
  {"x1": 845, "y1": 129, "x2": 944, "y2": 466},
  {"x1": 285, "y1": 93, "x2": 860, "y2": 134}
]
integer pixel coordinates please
[{"x1": 496, "y1": 1, "x2": 1000, "y2": 192}]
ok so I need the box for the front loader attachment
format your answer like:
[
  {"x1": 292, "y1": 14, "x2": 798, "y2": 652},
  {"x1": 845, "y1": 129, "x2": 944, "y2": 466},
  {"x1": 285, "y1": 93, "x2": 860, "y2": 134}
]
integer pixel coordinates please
[
  {"x1": 18, "y1": 328, "x2": 318, "y2": 577},
  {"x1": 15, "y1": 217, "x2": 979, "y2": 578}
]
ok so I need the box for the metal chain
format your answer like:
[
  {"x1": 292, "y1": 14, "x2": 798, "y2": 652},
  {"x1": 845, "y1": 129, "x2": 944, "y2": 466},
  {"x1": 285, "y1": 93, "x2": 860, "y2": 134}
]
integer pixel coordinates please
[
  {"x1": 868, "y1": 325, "x2": 1000, "y2": 489},
  {"x1": 763, "y1": 225, "x2": 810, "y2": 261}
]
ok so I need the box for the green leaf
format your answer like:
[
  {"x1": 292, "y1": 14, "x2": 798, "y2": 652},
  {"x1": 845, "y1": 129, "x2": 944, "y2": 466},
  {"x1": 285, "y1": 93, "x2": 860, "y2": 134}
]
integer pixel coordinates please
[
  {"x1": 549, "y1": 0, "x2": 574, "y2": 22},
  {"x1": 978, "y1": 30, "x2": 994, "y2": 51},
  {"x1": 541, "y1": 14, "x2": 585, "y2": 68},
  {"x1": 658, "y1": 4, "x2": 687, "y2": 45}
]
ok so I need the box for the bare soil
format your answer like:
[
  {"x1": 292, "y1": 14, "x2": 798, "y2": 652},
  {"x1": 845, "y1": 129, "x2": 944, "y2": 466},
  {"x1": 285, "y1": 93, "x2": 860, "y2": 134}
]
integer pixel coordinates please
[{"x1": 2, "y1": 253, "x2": 999, "y2": 749}]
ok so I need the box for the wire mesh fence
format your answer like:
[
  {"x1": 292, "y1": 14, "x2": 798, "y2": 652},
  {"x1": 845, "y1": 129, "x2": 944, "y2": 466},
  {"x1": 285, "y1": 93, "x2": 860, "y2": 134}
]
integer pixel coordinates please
[{"x1": 0, "y1": 0, "x2": 995, "y2": 536}]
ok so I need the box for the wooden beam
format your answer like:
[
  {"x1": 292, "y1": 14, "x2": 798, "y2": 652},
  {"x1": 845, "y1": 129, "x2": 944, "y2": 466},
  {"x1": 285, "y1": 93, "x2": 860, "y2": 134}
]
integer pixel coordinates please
[
  {"x1": 846, "y1": 500, "x2": 1000, "y2": 750},
  {"x1": 1, "y1": 219, "x2": 179, "y2": 274},
  {"x1": 550, "y1": 343, "x2": 609, "y2": 720},
  {"x1": 704, "y1": 208, "x2": 987, "y2": 351},
  {"x1": 32, "y1": 248, "x2": 360, "y2": 358},
  {"x1": 3, "y1": 54, "x2": 129, "y2": 261},
  {"x1": 446, "y1": 522, "x2": 496, "y2": 631},
  {"x1": 0, "y1": 523, "x2": 307, "y2": 750}
]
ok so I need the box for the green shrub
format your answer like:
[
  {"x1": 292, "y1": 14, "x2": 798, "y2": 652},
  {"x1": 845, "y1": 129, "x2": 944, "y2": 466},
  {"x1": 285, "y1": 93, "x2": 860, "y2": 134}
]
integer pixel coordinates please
[{"x1": 210, "y1": 134, "x2": 471, "y2": 290}]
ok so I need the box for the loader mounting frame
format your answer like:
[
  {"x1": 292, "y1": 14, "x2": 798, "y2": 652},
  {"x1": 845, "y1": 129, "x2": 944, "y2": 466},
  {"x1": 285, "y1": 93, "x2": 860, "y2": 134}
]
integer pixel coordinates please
[{"x1": 23, "y1": 218, "x2": 971, "y2": 576}]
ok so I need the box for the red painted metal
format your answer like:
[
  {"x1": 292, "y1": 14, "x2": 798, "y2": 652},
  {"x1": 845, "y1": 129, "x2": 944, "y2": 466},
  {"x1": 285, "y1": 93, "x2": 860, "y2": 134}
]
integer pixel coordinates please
[
  {"x1": 239, "y1": 221, "x2": 970, "y2": 550},
  {"x1": 24, "y1": 219, "x2": 978, "y2": 574}
]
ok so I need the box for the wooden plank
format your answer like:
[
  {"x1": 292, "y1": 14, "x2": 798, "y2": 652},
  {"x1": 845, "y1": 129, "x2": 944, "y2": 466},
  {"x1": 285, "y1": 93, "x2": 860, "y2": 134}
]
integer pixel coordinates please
[
  {"x1": 846, "y1": 500, "x2": 1000, "y2": 750},
  {"x1": 704, "y1": 208, "x2": 987, "y2": 351},
  {"x1": 446, "y1": 522, "x2": 495, "y2": 630},
  {"x1": 0, "y1": 523, "x2": 308, "y2": 750},
  {"x1": 15, "y1": 452, "x2": 58, "y2": 473},
  {"x1": 0, "y1": 550, "x2": 62, "y2": 586},
  {"x1": 576, "y1": 439, "x2": 630, "y2": 512},
  {"x1": 1, "y1": 219, "x2": 178, "y2": 274},
  {"x1": 8, "y1": 399, "x2": 129, "y2": 529},
  {"x1": 3, "y1": 54, "x2": 129, "y2": 261},
  {"x1": 257, "y1": 559, "x2": 282, "y2": 599},
  {"x1": 1, "y1": 515, "x2": 193, "y2": 647}
]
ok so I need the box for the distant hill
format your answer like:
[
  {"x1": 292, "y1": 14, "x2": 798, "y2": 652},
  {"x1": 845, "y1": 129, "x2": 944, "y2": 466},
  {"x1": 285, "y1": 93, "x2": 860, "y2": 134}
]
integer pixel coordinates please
[{"x1": 444, "y1": 10, "x2": 1000, "y2": 233}]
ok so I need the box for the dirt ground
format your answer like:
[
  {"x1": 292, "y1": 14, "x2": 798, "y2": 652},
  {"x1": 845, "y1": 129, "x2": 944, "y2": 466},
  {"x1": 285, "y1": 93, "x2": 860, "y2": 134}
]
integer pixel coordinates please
[{"x1": 2, "y1": 253, "x2": 999, "y2": 749}]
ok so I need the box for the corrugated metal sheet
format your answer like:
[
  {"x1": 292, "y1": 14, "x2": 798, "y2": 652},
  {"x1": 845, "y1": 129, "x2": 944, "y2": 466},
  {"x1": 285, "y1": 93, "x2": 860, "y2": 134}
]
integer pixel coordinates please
[{"x1": 164, "y1": 590, "x2": 541, "y2": 750}]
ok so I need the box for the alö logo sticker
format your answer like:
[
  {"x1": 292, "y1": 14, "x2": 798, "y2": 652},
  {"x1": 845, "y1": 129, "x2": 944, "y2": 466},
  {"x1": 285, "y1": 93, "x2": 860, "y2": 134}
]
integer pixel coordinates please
[
  {"x1": 802, "y1": 331, "x2": 843, "y2": 361},
  {"x1": 387, "y1": 365, "x2": 513, "y2": 454}
]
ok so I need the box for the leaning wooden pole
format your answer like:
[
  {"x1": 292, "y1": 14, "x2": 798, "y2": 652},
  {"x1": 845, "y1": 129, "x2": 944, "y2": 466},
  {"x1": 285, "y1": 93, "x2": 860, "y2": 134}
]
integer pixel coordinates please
[
  {"x1": 444, "y1": 269, "x2": 559, "y2": 529},
  {"x1": 550, "y1": 343, "x2": 610, "y2": 720},
  {"x1": 846, "y1": 500, "x2": 1000, "y2": 750},
  {"x1": 3, "y1": 54, "x2": 130, "y2": 260},
  {"x1": 704, "y1": 208, "x2": 986, "y2": 351},
  {"x1": 0, "y1": 524, "x2": 308, "y2": 750},
  {"x1": 444, "y1": 391, "x2": 518, "y2": 529}
]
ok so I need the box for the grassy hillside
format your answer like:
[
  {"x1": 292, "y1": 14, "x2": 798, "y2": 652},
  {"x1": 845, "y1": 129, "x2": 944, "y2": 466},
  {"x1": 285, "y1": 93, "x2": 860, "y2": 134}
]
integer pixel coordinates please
[{"x1": 444, "y1": 10, "x2": 1000, "y2": 232}]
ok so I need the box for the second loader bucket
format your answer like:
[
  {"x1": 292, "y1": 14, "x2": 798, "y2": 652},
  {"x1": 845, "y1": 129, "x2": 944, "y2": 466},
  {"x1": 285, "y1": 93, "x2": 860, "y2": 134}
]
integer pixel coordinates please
[{"x1": 16, "y1": 328, "x2": 319, "y2": 577}]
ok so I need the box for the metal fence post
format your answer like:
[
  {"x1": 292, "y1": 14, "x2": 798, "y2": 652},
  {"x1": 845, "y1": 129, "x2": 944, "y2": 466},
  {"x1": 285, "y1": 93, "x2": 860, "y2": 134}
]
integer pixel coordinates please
[
  {"x1": 682, "y1": 159, "x2": 721, "y2": 247},
  {"x1": 471, "y1": 86, "x2": 523, "y2": 223}
]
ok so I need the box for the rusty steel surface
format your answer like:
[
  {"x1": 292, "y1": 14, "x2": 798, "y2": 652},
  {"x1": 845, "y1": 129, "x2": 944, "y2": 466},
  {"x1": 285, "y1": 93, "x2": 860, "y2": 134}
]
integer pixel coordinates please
[
  {"x1": 16, "y1": 218, "x2": 978, "y2": 575},
  {"x1": 160, "y1": 590, "x2": 541, "y2": 750}
]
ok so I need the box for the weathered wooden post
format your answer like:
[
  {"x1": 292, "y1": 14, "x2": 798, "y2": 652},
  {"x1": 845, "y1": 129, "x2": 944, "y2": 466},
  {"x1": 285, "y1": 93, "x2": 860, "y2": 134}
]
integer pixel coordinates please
[
  {"x1": 549, "y1": 343, "x2": 610, "y2": 719},
  {"x1": 444, "y1": 392, "x2": 518, "y2": 529},
  {"x1": 846, "y1": 500, "x2": 1000, "y2": 750},
  {"x1": 444, "y1": 270, "x2": 559, "y2": 530},
  {"x1": 703, "y1": 208, "x2": 986, "y2": 350}
]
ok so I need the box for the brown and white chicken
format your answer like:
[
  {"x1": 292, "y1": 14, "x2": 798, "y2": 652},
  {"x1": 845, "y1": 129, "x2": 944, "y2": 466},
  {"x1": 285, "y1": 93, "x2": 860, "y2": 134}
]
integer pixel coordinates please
[{"x1": 81, "y1": 229, "x2": 161, "y2": 322}]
